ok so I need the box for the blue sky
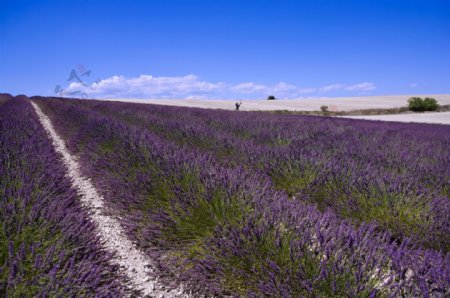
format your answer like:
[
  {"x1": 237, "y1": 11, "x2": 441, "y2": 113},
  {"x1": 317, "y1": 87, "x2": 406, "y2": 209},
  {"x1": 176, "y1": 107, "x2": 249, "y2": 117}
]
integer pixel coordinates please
[{"x1": 1, "y1": 0, "x2": 449, "y2": 99}]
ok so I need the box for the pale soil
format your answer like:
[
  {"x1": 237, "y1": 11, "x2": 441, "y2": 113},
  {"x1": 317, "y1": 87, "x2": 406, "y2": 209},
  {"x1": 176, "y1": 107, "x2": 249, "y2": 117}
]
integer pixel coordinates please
[
  {"x1": 105, "y1": 94, "x2": 450, "y2": 112},
  {"x1": 31, "y1": 102, "x2": 188, "y2": 298},
  {"x1": 341, "y1": 111, "x2": 450, "y2": 125}
]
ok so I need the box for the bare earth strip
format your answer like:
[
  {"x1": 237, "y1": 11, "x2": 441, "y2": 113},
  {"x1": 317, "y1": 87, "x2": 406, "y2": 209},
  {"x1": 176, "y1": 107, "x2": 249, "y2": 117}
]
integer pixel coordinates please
[
  {"x1": 105, "y1": 94, "x2": 450, "y2": 112},
  {"x1": 340, "y1": 111, "x2": 450, "y2": 125},
  {"x1": 31, "y1": 102, "x2": 188, "y2": 298}
]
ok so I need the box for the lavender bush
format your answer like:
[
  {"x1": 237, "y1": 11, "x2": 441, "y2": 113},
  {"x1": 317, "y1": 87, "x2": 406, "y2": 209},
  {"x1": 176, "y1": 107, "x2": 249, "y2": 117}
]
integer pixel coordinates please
[
  {"x1": 0, "y1": 96, "x2": 125, "y2": 296},
  {"x1": 0, "y1": 93, "x2": 13, "y2": 106},
  {"x1": 55, "y1": 98, "x2": 449, "y2": 251},
  {"x1": 32, "y1": 97, "x2": 449, "y2": 297}
]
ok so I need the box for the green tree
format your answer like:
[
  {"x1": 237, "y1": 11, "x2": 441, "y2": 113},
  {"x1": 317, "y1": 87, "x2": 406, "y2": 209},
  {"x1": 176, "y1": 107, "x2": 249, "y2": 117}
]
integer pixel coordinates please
[{"x1": 408, "y1": 97, "x2": 439, "y2": 112}]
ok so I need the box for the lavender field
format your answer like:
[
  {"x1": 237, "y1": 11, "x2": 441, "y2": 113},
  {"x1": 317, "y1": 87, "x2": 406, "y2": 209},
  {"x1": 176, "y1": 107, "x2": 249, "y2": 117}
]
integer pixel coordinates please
[
  {"x1": 0, "y1": 96, "x2": 124, "y2": 296},
  {"x1": 1, "y1": 95, "x2": 449, "y2": 297}
]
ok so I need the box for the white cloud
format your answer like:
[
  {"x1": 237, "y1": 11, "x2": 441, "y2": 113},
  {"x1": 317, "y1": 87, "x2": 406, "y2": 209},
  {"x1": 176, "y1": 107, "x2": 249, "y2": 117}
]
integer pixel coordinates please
[
  {"x1": 319, "y1": 82, "x2": 376, "y2": 93},
  {"x1": 273, "y1": 82, "x2": 298, "y2": 92},
  {"x1": 64, "y1": 73, "x2": 376, "y2": 99},
  {"x1": 410, "y1": 83, "x2": 418, "y2": 88},
  {"x1": 67, "y1": 74, "x2": 227, "y2": 98},
  {"x1": 345, "y1": 82, "x2": 376, "y2": 91},
  {"x1": 231, "y1": 82, "x2": 268, "y2": 93},
  {"x1": 320, "y1": 84, "x2": 345, "y2": 92}
]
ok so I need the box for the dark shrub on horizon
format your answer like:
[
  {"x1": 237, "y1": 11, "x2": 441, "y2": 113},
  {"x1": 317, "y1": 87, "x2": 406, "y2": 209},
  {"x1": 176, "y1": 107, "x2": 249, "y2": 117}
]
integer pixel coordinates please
[
  {"x1": 423, "y1": 97, "x2": 440, "y2": 110},
  {"x1": 408, "y1": 97, "x2": 439, "y2": 111}
]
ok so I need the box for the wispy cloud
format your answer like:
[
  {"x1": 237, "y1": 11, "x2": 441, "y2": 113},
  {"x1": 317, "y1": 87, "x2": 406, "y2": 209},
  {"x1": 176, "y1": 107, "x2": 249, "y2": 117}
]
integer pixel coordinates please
[
  {"x1": 319, "y1": 82, "x2": 375, "y2": 93},
  {"x1": 229, "y1": 82, "x2": 313, "y2": 98},
  {"x1": 231, "y1": 82, "x2": 268, "y2": 94},
  {"x1": 65, "y1": 73, "x2": 376, "y2": 99},
  {"x1": 345, "y1": 82, "x2": 376, "y2": 91},
  {"x1": 67, "y1": 74, "x2": 228, "y2": 98},
  {"x1": 410, "y1": 83, "x2": 418, "y2": 88},
  {"x1": 320, "y1": 84, "x2": 345, "y2": 92}
]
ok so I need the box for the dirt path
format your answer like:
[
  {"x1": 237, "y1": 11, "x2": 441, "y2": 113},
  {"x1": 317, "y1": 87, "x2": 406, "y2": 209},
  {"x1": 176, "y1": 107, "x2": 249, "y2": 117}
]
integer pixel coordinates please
[
  {"x1": 31, "y1": 101, "x2": 188, "y2": 297},
  {"x1": 340, "y1": 111, "x2": 450, "y2": 125}
]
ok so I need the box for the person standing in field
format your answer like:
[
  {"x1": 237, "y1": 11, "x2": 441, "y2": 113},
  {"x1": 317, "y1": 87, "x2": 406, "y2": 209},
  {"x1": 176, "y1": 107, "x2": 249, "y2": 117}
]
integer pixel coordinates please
[{"x1": 235, "y1": 101, "x2": 242, "y2": 111}]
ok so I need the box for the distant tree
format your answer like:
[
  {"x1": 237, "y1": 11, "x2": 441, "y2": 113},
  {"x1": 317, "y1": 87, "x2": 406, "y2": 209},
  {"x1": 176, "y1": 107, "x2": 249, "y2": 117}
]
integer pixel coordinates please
[
  {"x1": 320, "y1": 105, "x2": 329, "y2": 114},
  {"x1": 423, "y1": 97, "x2": 439, "y2": 111},
  {"x1": 408, "y1": 97, "x2": 439, "y2": 112},
  {"x1": 408, "y1": 97, "x2": 424, "y2": 111},
  {"x1": 235, "y1": 101, "x2": 242, "y2": 111},
  {"x1": 267, "y1": 95, "x2": 276, "y2": 100}
]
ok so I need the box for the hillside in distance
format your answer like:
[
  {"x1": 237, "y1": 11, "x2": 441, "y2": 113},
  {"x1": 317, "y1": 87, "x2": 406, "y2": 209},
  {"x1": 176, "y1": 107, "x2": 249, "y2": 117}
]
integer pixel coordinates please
[{"x1": 106, "y1": 94, "x2": 450, "y2": 112}]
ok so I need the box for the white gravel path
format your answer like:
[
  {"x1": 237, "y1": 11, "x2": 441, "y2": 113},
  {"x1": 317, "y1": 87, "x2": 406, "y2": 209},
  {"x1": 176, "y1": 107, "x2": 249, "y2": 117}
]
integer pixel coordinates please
[{"x1": 31, "y1": 102, "x2": 188, "y2": 298}]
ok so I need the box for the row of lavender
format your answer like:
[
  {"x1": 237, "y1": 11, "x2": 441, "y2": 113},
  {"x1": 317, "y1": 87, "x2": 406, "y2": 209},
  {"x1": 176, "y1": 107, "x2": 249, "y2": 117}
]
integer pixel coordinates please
[
  {"x1": 0, "y1": 94, "x2": 12, "y2": 106},
  {"x1": 65, "y1": 99, "x2": 449, "y2": 251},
  {"x1": 34, "y1": 97, "x2": 449, "y2": 297},
  {"x1": 0, "y1": 96, "x2": 125, "y2": 296}
]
